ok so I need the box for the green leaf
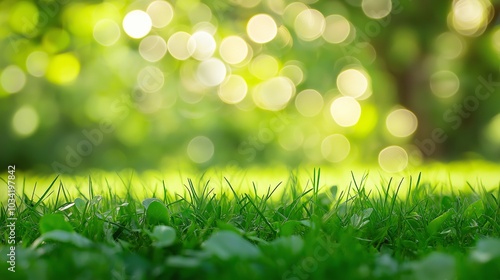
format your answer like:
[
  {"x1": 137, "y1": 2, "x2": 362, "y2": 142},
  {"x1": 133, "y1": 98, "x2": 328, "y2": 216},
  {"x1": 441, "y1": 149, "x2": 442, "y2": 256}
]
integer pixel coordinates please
[
  {"x1": 145, "y1": 201, "x2": 170, "y2": 225},
  {"x1": 39, "y1": 214, "x2": 74, "y2": 234},
  {"x1": 31, "y1": 230, "x2": 92, "y2": 248},
  {"x1": 203, "y1": 230, "x2": 261, "y2": 260},
  {"x1": 266, "y1": 235, "x2": 304, "y2": 256},
  {"x1": 74, "y1": 197, "x2": 87, "y2": 213},
  {"x1": 142, "y1": 198, "x2": 161, "y2": 209},
  {"x1": 149, "y1": 225, "x2": 176, "y2": 248},
  {"x1": 470, "y1": 238, "x2": 500, "y2": 263},
  {"x1": 427, "y1": 209, "x2": 452, "y2": 235},
  {"x1": 464, "y1": 199, "x2": 484, "y2": 219}
]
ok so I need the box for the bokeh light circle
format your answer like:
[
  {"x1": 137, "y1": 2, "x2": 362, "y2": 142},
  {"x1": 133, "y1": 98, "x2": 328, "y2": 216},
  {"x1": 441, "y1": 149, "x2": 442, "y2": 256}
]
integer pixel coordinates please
[
  {"x1": 139, "y1": 35, "x2": 168, "y2": 62},
  {"x1": 337, "y1": 69, "x2": 369, "y2": 98},
  {"x1": 187, "y1": 136, "x2": 214, "y2": 164},
  {"x1": 219, "y1": 36, "x2": 249, "y2": 65},
  {"x1": 167, "y1": 32, "x2": 193, "y2": 60},
  {"x1": 123, "y1": 10, "x2": 152, "y2": 39},
  {"x1": 12, "y1": 105, "x2": 39, "y2": 137},
  {"x1": 294, "y1": 9, "x2": 326, "y2": 41},
  {"x1": 378, "y1": 146, "x2": 408, "y2": 173},
  {"x1": 362, "y1": 0, "x2": 392, "y2": 19},
  {"x1": 322, "y1": 15, "x2": 351, "y2": 44},
  {"x1": 253, "y1": 77, "x2": 295, "y2": 111},
  {"x1": 26, "y1": 51, "x2": 49, "y2": 77},
  {"x1": 330, "y1": 96, "x2": 362, "y2": 127},
  {"x1": 295, "y1": 89, "x2": 324, "y2": 117},
  {"x1": 430, "y1": 70, "x2": 460, "y2": 98},
  {"x1": 1, "y1": 65, "x2": 26, "y2": 94},
  {"x1": 147, "y1": 1, "x2": 174, "y2": 28},
  {"x1": 218, "y1": 75, "x2": 248, "y2": 104},
  {"x1": 188, "y1": 31, "x2": 216, "y2": 61},
  {"x1": 93, "y1": 19, "x2": 120, "y2": 46},
  {"x1": 321, "y1": 134, "x2": 350, "y2": 162},
  {"x1": 386, "y1": 108, "x2": 418, "y2": 138},
  {"x1": 247, "y1": 14, "x2": 278, "y2": 43},
  {"x1": 197, "y1": 58, "x2": 227, "y2": 87}
]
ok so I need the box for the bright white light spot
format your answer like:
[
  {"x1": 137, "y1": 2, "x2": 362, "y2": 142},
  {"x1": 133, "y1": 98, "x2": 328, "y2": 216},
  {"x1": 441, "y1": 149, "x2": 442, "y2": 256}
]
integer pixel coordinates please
[
  {"x1": 139, "y1": 35, "x2": 167, "y2": 62},
  {"x1": 253, "y1": 77, "x2": 295, "y2": 111},
  {"x1": 219, "y1": 36, "x2": 249, "y2": 65},
  {"x1": 26, "y1": 51, "x2": 49, "y2": 77},
  {"x1": 322, "y1": 15, "x2": 351, "y2": 44},
  {"x1": 197, "y1": 58, "x2": 227, "y2": 87},
  {"x1": 12, "y1": 105, "x2": 39, "y2": 137},
  {"x1": 93, "y1": 19, "x2": 121, "y2": 46},
  {"x1": 147, "y1": 1, "x2": 174, "y2": 28},
  {"x1": 451, "y1": 0, "x2": 491, "y2": 37},
  {"x1": 295, "y1": 89, "x2": 324, "y2": 117},
  {"x1": 122, "y1": 10, "x2": 152, "y2": 39},
  {"x1": 386, "y1": 108, "x2": 418, "y2": 138},
  {"x1": 337, "y1": 69, "x2": 369, "y2": 98},
  {"x1": 167, "y1": 32, "x2": 193, "y2": 60},
  {"x1": 137, "y1": 66, "x2": 164, "y2": 92},
  {"x1": 362, "y1": 0, "x2": 392, "y2": 19},
  {"x1": 187, "y1": 136, "x2": 214, "y2": 164},
  {"x1": 188, "y1": 31, "x2": 216, "y2": 60},
  {"x1": 330, "y1": 96, "x2": 362, "y2": 127},
  {"x1": 430, "y1": 70, "x2": 460, "y2": 98},
  {"x1": 321, "y1": 134, "x2": 350, "y2": 163},
  {"x1": 378, "y1": 146, "x2": 408, "y2": 173},
  {"x1": 294, "y1": 9, "x2": 325, "y2": 41},
  {"x1": 247, "y1": 14, "x2": 278, "y2": 44},
  {"x1": 218, "y1": 75, "x2": 248, "y2": 104},
  {"x1": 1, "y1": 65, "x2": 26, "y2": 94}
]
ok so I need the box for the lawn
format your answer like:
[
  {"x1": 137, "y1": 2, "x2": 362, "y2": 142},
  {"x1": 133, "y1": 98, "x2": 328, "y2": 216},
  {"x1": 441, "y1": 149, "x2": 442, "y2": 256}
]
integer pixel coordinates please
[{"x1": 1, "y1": 165, "x2": 500, "y2": 279}]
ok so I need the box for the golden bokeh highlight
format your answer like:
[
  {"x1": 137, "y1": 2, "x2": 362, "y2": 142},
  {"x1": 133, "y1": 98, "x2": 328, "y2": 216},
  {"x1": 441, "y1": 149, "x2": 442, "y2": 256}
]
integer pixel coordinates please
[
  {"x1": 219, "y1": 36, "x2": 249, "y2": 65},
  {"x1": 196, "y1": 58, "x2": 227, "y2": 87},
  {"x1": 362, "y1": 0, "x2": 392, "y2": 19},
  {"x1": 218, "y1": 75, "x2": 248, "y2": 104},
  {"x1": 167, "y1": 32, "x2": 193, "y2": 60},
  {"x1": 322, "y1": 15, "x2": 351, "y2": 44},
  {"x1": 253, "y1": 77, "x2": 295, "y2": 111},
  {"x1": 139, "y1": 35, "x2": 168, "y2": 62},
  {"x1": 294, "y1": 9, "x2": 326, "y2": 41},
  {"x1": 280, "y1": 63, "x2": 305, "y2": 86},
  {"x1": 386, "y1": 108, "x2": 418, "y2": 138},
  {"x1": 295, "y1": 89, "x2": 324, "y2": 117},
  {"x1": 330, "y1": 96, "x2": 362, "y2": 127},
  {"x1": 1, "y1": 65, "x2": 26, "y2": 94},
  {"x1": 147, "y1": 1, "x2": 174, "y2": 28},
  {"x1": 434, "y1": 32, "x2": 465, "y2": 59},
  {"x1": 450, "y1": 0, "x2": 492, "y2": 37},
  {"x1": 378, "y1": 146, "x2": 408, "y2": 173},
  {"x1": 430, "y1": 70, "x2": 460, "y2": 98},
  {"x1": 188, "y1": 31, "x2": 216, "y2": 61},
  {"x1": 337, "y1": 68, "x2": 370, "y2": 98},
  {"x1": 247, "y1": 14, "x2": 278, "y2": 44},
  {"x1": 12, "y1": 105, "x2": 39, "y2": 137}
]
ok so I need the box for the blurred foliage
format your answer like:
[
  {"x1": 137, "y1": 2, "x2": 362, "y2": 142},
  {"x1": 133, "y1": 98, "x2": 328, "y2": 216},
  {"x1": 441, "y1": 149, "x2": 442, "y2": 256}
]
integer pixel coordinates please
[{"x1": 0, "y1": 0, "x2": 499, "y2": 173}]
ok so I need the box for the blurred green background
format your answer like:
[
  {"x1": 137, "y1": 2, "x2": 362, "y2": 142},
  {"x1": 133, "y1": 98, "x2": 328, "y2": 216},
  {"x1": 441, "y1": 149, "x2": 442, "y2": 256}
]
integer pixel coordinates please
[{"x1": 1, "y1": 0, "x2": 499, "y2": 174}]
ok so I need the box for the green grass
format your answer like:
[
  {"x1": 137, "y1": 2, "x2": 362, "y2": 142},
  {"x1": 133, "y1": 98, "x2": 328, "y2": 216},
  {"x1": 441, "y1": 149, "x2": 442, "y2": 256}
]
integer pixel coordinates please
[{"x1": 1, "y1": 169, "x2": 500, "y2": 279}]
